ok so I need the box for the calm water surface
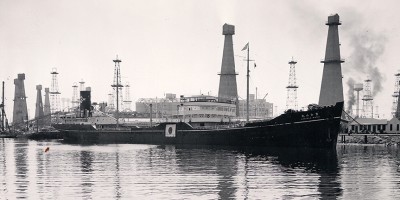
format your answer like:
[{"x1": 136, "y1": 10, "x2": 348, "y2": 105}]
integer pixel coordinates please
[{"x1": 1, "y1": 138, "x2": 400, "y2": 199}]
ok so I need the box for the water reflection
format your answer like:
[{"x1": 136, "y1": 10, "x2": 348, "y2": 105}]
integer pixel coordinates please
[
  {"x1": 114, "y1": 149, "x2": 121, "y2": 200},
  {"x1": 3, "y1": 139, "x2": 400, "y2": 199},
  {"x1": 170, "y1": 145, "x2": 342, "y2": 199},
  {"x1": 168, "y1": 146, "x2": 236, "y2": 199},
  {"x1": 35, "y1": 142, "x2": 45, "y2": 199},
  {"x1": 338, "y1": 145, "x2": 400, "y2": 199},
  {"x1": 0, "y1": 139, "x2": 10, "y2": 197},
  {"x1": 80, "y1": 150, "x2": 94, "y2": 199},
  {"x1": 14, "y1": 140, "x2": 29, "y2": 199}
]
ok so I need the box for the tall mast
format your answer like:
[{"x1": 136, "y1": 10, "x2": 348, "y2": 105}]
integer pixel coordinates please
[{"x1": 246, "y1": 43, "x2": 250, "y2": 123}]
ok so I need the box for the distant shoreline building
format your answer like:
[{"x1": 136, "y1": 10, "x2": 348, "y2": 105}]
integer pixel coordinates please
[{"x1": 238, "y1": 94, "x2": 273, "y2": 119}]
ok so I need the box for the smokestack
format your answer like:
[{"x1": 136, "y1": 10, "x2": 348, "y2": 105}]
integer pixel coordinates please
[
  {"x1": 218, "y1": 23, "x2": 239, "y2": 115},
  {"x1": 318, "y1": 14, "x2": 344, "y2": 106}
]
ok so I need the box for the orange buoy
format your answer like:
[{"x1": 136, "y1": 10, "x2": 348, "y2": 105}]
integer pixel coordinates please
[{"x1": 44, "y1": 147, "x2": 50, "y2": 153}]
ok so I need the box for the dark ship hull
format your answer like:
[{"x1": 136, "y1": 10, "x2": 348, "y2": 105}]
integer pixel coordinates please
[{"x1": 60, "y1": 102, "x2": 343, "y2": 149}]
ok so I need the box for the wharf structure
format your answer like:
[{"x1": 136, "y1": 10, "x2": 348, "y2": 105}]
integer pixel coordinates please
[
  {"x1": 319, "y1": 14, "x2": 344, "y2": 107},
  {"x1": 43, "y1": 88, "x2": 51, "y2": 125},
  {"x1": 35, "y1": 85, "x2": 44, "y2": 126},
  {"x1": 218, "y1": 23, "x2": 239, "y2": 116},
  {"x1": 12, "y1": 73, "x2": 28, "y2": 127}
]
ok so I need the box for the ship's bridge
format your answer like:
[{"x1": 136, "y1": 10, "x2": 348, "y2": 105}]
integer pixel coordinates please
[
  {"x1": 181, "y1": 95, "x2": 236, "y2": 104},
  {"x1": 174, "y1": 95, "x2": 237, "y2": 126}
]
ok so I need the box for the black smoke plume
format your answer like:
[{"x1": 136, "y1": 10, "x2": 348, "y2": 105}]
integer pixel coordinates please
[
  {"x1": 346, "y1": 78, "x2": 356, "y2": 113},
  {"x1": 345, "y1": 30, "x2": 387, "y2": 97}
]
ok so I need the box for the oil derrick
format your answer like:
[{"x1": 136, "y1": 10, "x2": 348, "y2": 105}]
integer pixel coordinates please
[
  {"x1": 391, "y1": 71, "x2": 400, "y2": 117},
  {"x1": 218, "y1": 23, "x2": 239, "y2": 116},
  {"x1": 319, "y1": 14, "x2": 344, "y2": 106},
  {"x1": 71, "y1": 82, "x2": 79, "y2": 109},
  {"x1": 35, "y1": 85, "x2": 44, "y2": 127},
  {"x1": 79, "y1": 79, "x2": 85, "y2": 91},
  {"x1": 396, "y1": 87, "x2": 400, "y2": 119},
  {"x1": 362, "y1": 77, "x2": 373, "y2": 118},
  {"x1": 1, "y1": 81, "x2": 7, "y2": 131},
  {"x1": 13, "y1": 73, "x2": 28, "y2": 126},
  {"x1": 99, "y1": 102, "x2": 107, "y2": 113},
  {"x1": 111, "y1": 55, "x2": 123, "y2": 116},
  {"x1": 50, "y1": 68, "x2": 61, "y2": 113},
  {"x1": 123, "y1": 82, "x2": 132, "y2": 111},
  {"x1": 107, "y1": 92, "x2": 115, "y2": 112},
  {"x1": 61, "y1": 98, "x2": 69, "y2": 112},
  {"x1": 286, "y1": 58, "x2": 299, "y2": 110},
  {"x1": 43, "y1": 88, "x2": 51, "y2": 125}
]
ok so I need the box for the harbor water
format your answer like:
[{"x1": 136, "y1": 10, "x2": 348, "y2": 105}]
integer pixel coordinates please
[{"x1": 1, "y1": 138, "x2": 400, "y2": 199}]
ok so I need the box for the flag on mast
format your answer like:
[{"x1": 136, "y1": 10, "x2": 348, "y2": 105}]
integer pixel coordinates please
[{"x1": 241, "y1": 42, "x2": 249, "y2": 51}]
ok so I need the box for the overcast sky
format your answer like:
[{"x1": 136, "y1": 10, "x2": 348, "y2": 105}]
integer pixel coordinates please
[{"x1": 1, "y1": 0, "x2": 399, "y2": 120}]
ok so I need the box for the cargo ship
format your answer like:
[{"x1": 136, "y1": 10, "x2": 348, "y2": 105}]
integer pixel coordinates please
[
  {"x1": 58, "y1": 15, "x2": 347, "y2": 149},
  {"x1": 58, "y1": 101, "x2": 343, "y2": 149}
]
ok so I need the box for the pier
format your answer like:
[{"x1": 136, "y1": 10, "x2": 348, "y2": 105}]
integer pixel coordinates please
[{"x1": 339, "y1": 133, "x2": 400, "y2": 145}]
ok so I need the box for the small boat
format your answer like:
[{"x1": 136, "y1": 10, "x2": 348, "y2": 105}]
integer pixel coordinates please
[{"x1": 18, "y1": 126, "x2": 62, "y2": 140}]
